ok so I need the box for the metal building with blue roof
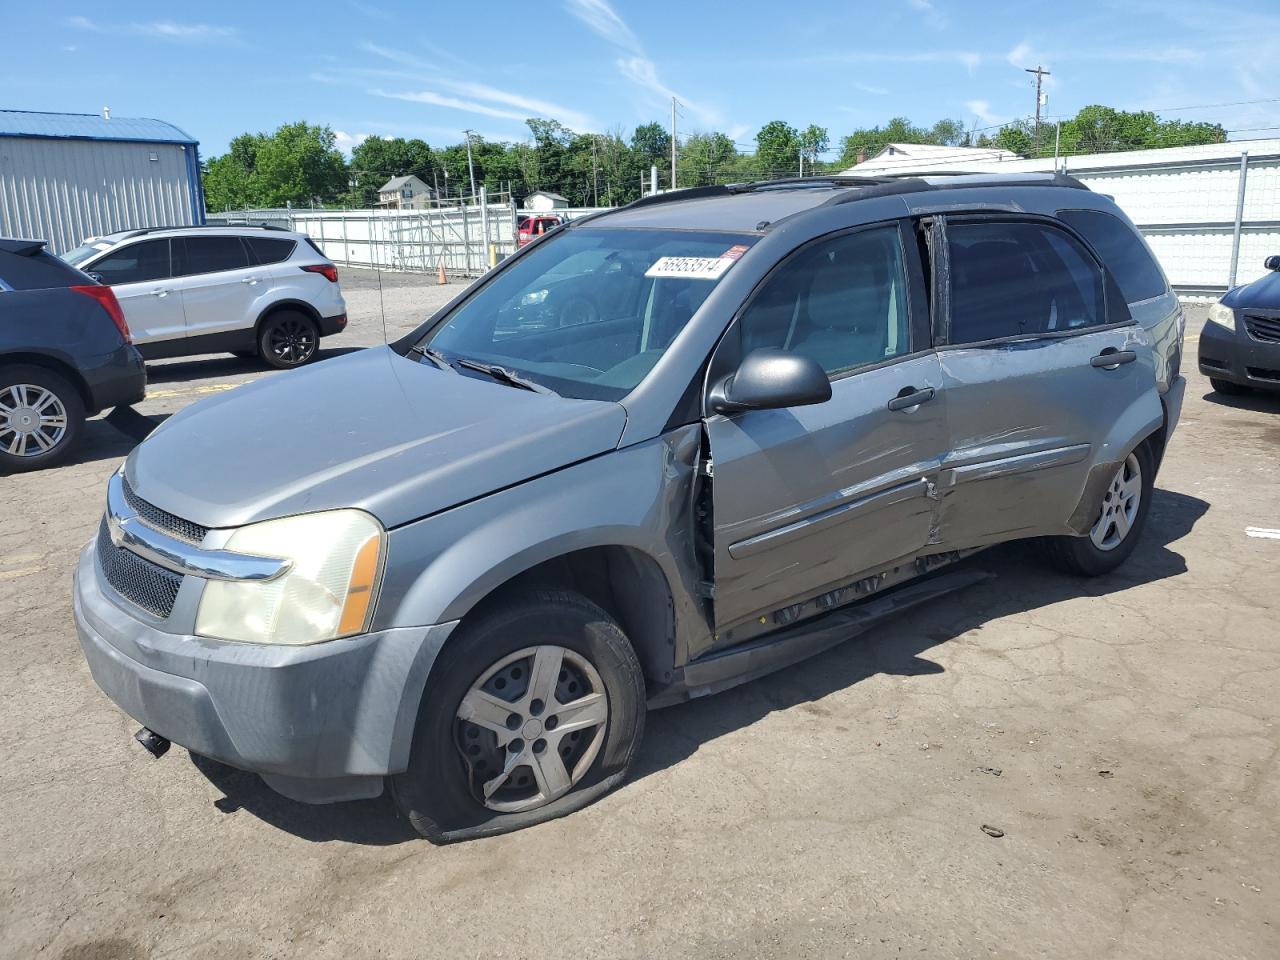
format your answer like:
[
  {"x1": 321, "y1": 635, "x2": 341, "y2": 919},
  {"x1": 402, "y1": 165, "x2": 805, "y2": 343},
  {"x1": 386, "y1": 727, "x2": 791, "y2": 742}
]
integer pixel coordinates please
[{"x1": 0, "y1": 108, "x2": 205, "y2": 253}]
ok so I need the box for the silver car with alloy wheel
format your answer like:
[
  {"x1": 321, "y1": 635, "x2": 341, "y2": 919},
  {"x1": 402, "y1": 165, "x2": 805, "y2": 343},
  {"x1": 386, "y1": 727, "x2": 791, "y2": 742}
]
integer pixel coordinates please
[{"x1": 73, "y1": 173, "x2": 1184, "y2": 842}]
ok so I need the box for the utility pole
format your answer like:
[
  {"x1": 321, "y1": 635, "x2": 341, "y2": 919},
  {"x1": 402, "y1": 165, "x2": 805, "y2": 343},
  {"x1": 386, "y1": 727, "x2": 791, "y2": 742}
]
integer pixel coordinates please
[
  {"x1": 1024, "y1": 65, "x2": 1050, "y2": 151},
  {"x1": 670, "y1": 96, "x2": 678, "y2": 191},
  {"x1": 591, "y1": 136, "x2": 599, "y2": 207},
  {"x1": 799, "y1": 146, "x2": 804, "y2": 177},
  {"x1": 462, "y1": 129, "x2": 477, "y2": 202}
]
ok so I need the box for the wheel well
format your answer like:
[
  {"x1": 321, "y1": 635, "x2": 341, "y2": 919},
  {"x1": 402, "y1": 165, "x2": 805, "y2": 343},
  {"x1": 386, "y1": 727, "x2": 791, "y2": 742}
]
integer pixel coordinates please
[
  {"x1": 461, "y1": 546, "x2": 677, "y2": 688},
  {"x1": 0, "y1": 352, "x2": 94, "y2": 412},
  {"x1": 254, "y1": 300, "x2": 322, "y2": 340}
]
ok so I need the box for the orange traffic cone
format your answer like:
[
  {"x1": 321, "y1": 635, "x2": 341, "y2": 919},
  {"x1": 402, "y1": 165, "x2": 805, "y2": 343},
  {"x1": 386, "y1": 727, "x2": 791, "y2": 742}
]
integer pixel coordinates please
[{"x1": 436, "y1": 263, "x2": 447, "y2": 285}]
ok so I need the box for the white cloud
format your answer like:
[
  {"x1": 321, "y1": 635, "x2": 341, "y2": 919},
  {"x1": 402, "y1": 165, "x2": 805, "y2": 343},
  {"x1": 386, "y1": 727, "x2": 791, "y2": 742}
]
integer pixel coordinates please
[
  {"x1": 436, "y1": 79, "x2": 593, "y2": 130},
  {"x1": 907, "y1": 0, "x2": 947, "y2": 30},
  {"x1": 854, "y1": 82, "x2": 889, "y2": 96},
  {"x1": 965, "y1": 99, "x2": 1007, "y2": 126},
  {"x1": 333, "y1": 130, "x2": 371, "y2": 155},
  {"x1": 65, "y1": 16, "x2": 237, "y2": 42},
  {"x1": 564, "y1": 0, "x2": 642, "y2": 55},
  {"x1": 372, "y1": 88, "x2": 533, "y2": 123},
  {"x1": 616, "y1": 57, "x2": 720, "y2": 126}
]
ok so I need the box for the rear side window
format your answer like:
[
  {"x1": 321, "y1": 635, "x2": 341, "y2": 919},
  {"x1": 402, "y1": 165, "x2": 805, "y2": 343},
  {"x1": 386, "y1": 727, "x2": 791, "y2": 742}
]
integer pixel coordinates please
[
  {"x1": 86, "y1": 239, "x2": 172, "y2": 286},
  {"x1": 737, "y1": 224, "x2": 911, "y2": 377},
  {"x1": 0, "y1": 249, "x2": 88, "y2": 290},
  {"x1": 1057, "y1": 209, "x2": 1167, "y2": 303},
  {"x1": 244, "y1": 236, "x2": 296, "y2": 265},
  {"x1": 175, "y1": 236, "x2": 250, "y2": 277},
  {"x1": 947, "y1": 220, "x2": 1105, "y2": 343}
]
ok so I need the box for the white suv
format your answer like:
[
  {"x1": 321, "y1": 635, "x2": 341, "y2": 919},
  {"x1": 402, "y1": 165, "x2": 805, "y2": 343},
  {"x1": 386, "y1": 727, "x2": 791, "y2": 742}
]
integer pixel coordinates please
[{"x1": 61, "y1": 226, "x2": 348, "y2": 368}]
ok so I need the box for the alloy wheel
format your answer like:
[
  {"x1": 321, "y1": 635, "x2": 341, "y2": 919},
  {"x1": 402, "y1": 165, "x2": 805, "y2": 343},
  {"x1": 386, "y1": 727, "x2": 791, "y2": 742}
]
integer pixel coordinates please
[
  {"x1": 1090, "y1": 452, "x2": 1142, "y2": 551},
  {"x1": 455, "y1": 645, "x2": 609, "y2": 813},
  {"x1": 0, "y1": 384, "x2": 69, "y2": 458},
  {"x1": 267, "y1": 317, "x2": 316, "y2": 365}
]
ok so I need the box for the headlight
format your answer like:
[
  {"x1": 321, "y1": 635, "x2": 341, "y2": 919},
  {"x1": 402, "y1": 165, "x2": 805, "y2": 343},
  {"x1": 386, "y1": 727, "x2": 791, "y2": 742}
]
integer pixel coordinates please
[
  {"x1": 1207, "y1": 302, "x2": 1236, "y2": 332},
  {"x1": 195, "y1": 509, "x2": 384, "y2": 645}
]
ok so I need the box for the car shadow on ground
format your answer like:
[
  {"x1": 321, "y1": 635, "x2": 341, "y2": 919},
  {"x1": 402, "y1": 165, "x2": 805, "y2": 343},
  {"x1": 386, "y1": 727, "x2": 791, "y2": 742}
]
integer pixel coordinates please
[
  {"x1": 189, "y1": 486, "x2": 1208, "y2": 846},
  {"x1": 144, "y1": 346, "x2": 367, "y2": 385},
  {"x1": 1201, "y1": 388, "x2": 1280, "y2": 415}
]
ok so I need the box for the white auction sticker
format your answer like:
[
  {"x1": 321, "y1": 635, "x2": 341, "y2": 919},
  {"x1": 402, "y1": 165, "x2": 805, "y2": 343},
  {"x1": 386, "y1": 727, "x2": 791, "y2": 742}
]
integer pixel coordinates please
[{"x1": 645, "y1": 256, "x2": 735, "y2": 280}]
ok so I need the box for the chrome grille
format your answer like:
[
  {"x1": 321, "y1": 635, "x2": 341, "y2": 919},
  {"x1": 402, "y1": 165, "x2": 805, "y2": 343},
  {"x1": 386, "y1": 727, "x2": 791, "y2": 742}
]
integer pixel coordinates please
[
  {"x1": 96, "y1": 517, "x2": 183, "y2": 618},
  {"x1": 1244, "y1": 314, "x2": 1280, "y2": 344},
  {"x1": 121, "y1": 475, "x2": 208, "y2": 544}
]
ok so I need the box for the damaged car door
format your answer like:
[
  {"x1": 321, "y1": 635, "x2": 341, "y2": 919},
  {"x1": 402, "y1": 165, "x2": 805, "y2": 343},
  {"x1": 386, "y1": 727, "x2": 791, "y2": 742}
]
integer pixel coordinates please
[
  {"x1": 931, "y1": 215, "x2": 1161, "y2": 549},
  {"x1": 703, "y1": 222, "x2": 947, "y2": 644}
]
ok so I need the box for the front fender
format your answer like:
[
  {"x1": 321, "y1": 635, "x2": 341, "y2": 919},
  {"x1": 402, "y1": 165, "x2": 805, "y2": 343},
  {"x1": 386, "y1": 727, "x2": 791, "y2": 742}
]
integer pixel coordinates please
[{"x1": 372, "y1": 426, "x2": 709, "y2": 662}]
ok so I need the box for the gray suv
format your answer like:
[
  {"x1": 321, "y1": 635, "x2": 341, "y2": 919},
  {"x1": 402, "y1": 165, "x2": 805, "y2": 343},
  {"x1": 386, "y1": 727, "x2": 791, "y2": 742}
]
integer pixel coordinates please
[{"x1": 73, "y1": 174, "x2": 1185, "y2": 842}]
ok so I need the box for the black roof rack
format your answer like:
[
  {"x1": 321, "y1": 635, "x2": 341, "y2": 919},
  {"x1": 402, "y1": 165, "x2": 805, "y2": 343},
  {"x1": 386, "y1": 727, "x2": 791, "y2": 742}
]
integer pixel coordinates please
[
  {"x1": 113, "y1": 223, "x2": 291, "y2": 240},
  {"x1": 616, "y1": 171, "x2": 1086, "y2": 217}
]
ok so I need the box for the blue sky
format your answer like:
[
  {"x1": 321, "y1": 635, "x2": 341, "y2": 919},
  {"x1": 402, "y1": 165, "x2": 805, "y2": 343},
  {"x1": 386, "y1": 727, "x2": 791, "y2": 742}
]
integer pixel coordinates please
[{"x1": 5, "y1": 0, "x2": 1277, "y2": 159}]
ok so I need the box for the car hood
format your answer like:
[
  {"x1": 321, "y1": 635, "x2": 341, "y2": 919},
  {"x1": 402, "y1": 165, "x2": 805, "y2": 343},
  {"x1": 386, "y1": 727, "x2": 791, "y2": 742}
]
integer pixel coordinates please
[
  {"x1": 1224, "y1": 269, "x2": 1280, "y2": 309},
  {"x1": 125, "y1": 346, "x2": 628, "y2": 529}
]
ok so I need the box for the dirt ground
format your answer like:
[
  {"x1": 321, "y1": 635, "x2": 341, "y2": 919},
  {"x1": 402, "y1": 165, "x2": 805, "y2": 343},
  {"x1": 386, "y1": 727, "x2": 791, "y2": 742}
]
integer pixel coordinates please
[{"x1": 1, "y1": 275, "x2": 1277, "y2": 959}]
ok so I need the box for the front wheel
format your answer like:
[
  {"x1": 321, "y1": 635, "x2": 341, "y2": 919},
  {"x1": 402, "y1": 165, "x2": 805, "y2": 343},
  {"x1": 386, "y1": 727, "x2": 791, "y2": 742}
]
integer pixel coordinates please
[
  {"x1": 1042, "y1": 444, "x2": 1154, "y2": 576},
  {"x1": 391, "y1": 590, "x2": 646, "y2": 843},
  {"x1": 0, "y1": 365, "x2": 85, "y2": 473},
  {"x1": 258, "y1": 310, "x2": 319, "y2": 369}
]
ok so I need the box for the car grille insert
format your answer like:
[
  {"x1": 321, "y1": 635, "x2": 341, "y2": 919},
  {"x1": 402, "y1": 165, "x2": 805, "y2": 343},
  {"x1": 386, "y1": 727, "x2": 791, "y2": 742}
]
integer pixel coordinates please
[
  {"x1": 96, "y1": 516, "x2": 184, "y2": 619},
  {"x1": 1247, "y1": 367, "x2": 1280, "y2": 382},
  {"x1": 121, "y1": 475, "x2": 209, "y2": 544},
  {"x1": 1244, "y1": 314, "x2": 1280, "y2": 344}
]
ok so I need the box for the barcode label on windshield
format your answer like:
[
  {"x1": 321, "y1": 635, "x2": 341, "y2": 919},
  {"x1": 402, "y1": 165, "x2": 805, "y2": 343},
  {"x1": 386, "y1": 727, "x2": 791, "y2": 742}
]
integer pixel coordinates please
[{"x1": 645, "y1": 256, "x2": 735, "y2": 280}]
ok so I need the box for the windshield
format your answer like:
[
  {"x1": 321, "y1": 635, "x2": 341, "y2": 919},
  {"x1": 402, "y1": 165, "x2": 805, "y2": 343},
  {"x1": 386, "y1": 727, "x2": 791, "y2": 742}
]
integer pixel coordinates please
[
  {"x1": 60, "y1": 241, "x2": 112, "y2": 266},
  {"x1": 421, "y1": 228, "x2": 756, "y2": 400}
]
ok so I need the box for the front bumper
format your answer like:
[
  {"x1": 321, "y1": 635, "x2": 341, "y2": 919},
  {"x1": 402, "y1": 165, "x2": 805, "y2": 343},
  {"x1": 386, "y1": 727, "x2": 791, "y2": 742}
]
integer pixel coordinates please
[
  {"x1": 1198, "y1": 320, "x2": 1280, "y2": 391},
  {"x1": 73, "y1": 539, "x2": 456, "y2": 803}
]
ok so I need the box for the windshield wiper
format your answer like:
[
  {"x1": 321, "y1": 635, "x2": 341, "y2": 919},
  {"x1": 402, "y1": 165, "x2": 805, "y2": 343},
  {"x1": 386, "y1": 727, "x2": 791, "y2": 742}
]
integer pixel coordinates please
[
  {"x1": 452, "y1": 358, "x2": 556, "y2": 395},
  {"x1": 409, "y1": 344, "x2": 456, "y2": 373}
]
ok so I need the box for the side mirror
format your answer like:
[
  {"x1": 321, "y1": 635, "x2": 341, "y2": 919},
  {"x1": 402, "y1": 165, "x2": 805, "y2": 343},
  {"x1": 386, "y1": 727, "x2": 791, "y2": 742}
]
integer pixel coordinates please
[
  {"x1": 1265, "y1": 255, "x2": 1280, "y2": 272},
  {"x1": 710, "y1": 347, "x2": 832, "y2": 414}
]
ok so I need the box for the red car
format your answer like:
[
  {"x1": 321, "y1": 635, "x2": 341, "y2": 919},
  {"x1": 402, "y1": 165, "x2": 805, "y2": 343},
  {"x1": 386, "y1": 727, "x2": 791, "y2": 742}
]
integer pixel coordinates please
[{"x1": 517, "y1": 215, "x2": 563, "y2": 248}]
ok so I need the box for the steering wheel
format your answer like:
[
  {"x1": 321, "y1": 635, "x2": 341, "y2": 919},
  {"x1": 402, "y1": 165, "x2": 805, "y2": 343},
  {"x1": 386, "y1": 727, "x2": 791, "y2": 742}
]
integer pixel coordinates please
[{"x1": 558, "y1": 297, "x2": 600, "y2": 329}]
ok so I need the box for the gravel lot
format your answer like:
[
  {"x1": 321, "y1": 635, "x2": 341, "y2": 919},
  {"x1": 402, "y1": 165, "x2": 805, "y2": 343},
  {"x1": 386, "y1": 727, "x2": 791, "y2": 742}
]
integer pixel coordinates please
[{"x1": 1, "y1": 275, "x2": 1277, "y2": 960}]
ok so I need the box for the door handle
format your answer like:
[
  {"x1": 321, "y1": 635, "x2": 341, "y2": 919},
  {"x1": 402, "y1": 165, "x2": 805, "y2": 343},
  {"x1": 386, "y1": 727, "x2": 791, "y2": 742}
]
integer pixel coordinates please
[
  {"x1": 241, "y1": 277, "x2": 259, "y2": 285},
  {"x1": 150, "y1": 288, "x2": 168, "y2": 298},
  {"x1": 887, "y1": 386, "x2": 936, "y2": 412},
  {"x1": 1090, "y1": 349, "x2": 1137, "y2": 369}
]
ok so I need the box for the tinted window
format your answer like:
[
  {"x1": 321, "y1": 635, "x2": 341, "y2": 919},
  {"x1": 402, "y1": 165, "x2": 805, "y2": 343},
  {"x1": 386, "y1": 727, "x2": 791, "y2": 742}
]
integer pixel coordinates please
[
  {"x1": 88, "y1": 239, "x2": 171, "y2": 286},
  {"x1": 737, "y1": 225, "x2": 910, "y2": 377},
  {"x1": 176, "y1": 236, "x2": 249, "y2": 276},
  {"x1": 1058, "y1": 209, "x2": 1167, "y2": 303},
  {"x1": 0, "y1": 248, "x2": 88, "y2": 290},
  {"x1": 947, "y1": 220, "x2": 1105, "y2": 343},
  {"x1": 245, "y1": 236, "x2": 296, "y2": 265}
]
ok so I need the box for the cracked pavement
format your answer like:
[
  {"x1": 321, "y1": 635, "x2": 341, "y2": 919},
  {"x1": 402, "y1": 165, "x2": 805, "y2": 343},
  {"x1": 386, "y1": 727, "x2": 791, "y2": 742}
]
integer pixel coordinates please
[{"x1": 1, "y1": 285, "x2": 1277, "y2": 959}]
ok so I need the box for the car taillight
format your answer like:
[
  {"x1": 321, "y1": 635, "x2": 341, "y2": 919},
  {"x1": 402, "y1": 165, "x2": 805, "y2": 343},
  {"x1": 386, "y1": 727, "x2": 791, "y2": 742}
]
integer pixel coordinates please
[
  {"x1": 72, "y1": 284, "x2": 131, "y2": 343},
  {"x1": 302, "y1": 263, "x2": 339, "y2": 283}
]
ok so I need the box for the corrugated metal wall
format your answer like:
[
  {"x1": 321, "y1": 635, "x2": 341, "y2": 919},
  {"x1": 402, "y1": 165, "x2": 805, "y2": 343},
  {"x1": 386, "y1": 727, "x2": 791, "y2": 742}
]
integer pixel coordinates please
[{"x1": 0, "y1": 137, "x2": 197, "y2": 253}]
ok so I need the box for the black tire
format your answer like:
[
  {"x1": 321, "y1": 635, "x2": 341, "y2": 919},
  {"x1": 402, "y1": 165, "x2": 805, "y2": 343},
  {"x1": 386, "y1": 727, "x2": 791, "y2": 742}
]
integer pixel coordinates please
[
  {"x1": 1041, "y1": 442, "x2": 1155, "y2": 577},
  {"x1": 0, "y1": 365, "x2": 86, "y2": 473},
  {"x1": 1209, "y1": 377, "x2": 1250, "y2": 396},
  {"x1": 391, "y1": 590, "x2": 646, "y2": 843},
  {"x1": 257, "y1": 310, "x2": 319, "y2": 369}
]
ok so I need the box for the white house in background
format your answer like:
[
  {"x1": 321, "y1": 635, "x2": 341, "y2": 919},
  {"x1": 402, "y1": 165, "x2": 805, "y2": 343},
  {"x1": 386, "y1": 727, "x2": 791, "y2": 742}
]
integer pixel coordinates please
[
  {"x1": 523, "y1": 190, "x2": 570, "y2": 211},
  {"x1": 377, "y1": 174, "x2": 434, "y2": 209},
  {"x1": 841, "y1": 143, "x2": 1020, "y2": 176}
]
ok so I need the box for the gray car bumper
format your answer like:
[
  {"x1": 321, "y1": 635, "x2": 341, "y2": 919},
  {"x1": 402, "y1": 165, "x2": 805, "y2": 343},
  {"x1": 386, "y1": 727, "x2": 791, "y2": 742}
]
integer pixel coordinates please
[{"x1": 73, "y1": 540, "x2": 456, "y2": 803}]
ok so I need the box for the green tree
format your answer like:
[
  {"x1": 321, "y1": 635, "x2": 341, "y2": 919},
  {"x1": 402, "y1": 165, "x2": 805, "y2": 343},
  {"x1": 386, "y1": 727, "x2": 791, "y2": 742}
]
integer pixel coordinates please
[
  {"x1": 798, "y1": 124, "x2": 830, "y2": 173},
  {"x1": 755, "y1": 120, "x2": 800, "y2": 177},
  {"x1": 678, "y1": 131, "x2": 737, "y2": 186},
  {"x1": 346, "y1": 136, "x2": 434, "y2": 206},
  {"x1": 631, "y1": 121, "x2": 671, "y2": 175},
  {"x1": 202, "y1": 122, "x2": 348, "y2": 209}
]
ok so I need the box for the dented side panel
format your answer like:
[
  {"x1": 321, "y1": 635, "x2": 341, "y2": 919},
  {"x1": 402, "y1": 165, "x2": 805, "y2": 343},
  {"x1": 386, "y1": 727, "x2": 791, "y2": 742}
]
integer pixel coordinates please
[
  {"x1": 704, "y1": 352, "x2": 948, "y2": 641},
  {"x1": 931, "y1": 324, "x2": 1162, "y2": 550},
  {"x1": 375, "y1": 427, "x2": 712, "y2": 669}
]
